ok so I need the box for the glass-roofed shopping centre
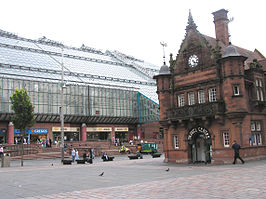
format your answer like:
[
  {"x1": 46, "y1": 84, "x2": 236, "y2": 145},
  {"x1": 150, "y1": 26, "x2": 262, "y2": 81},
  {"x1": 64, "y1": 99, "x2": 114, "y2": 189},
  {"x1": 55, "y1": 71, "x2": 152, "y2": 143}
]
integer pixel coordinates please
[{"x1": 0, "y1": 29, "x2": 160, "y2": 144}]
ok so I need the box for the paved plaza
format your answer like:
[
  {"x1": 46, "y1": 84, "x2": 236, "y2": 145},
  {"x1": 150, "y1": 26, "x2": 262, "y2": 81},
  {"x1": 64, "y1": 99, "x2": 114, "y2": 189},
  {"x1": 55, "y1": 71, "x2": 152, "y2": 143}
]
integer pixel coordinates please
[{"x1": 0, "y1": 155, "x2": 265, "y2": 199}]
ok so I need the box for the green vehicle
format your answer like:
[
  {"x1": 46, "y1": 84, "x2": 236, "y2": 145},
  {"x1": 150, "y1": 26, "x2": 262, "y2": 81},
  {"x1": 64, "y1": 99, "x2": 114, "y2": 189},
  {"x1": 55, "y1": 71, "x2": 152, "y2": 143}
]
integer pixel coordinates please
[{"x1": 137, "y1": 142, "x2": 158, "y2": 154}]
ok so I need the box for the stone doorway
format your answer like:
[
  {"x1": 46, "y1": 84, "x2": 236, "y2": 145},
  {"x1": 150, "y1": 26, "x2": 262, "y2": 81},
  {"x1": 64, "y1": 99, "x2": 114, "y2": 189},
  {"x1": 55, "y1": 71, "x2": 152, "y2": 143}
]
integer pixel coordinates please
[{"x1": 188, "y1": 126, "x2": 212, "y2": 164}]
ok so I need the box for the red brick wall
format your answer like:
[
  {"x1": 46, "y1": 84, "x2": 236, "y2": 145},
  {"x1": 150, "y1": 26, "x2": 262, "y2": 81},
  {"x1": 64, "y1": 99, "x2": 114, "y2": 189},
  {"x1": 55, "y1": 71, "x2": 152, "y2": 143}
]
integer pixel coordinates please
[{"x1": 140, "y1": 122, "x2": 160, "y2": 139}]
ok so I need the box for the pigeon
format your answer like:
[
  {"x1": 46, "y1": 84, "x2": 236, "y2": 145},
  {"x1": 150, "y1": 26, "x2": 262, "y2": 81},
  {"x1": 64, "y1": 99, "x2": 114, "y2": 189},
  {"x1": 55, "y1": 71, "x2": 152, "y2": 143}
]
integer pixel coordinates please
[
  {"x1": 51, "y1": 163, "x2": 53, "y2": 166},
  {"x1": 99, "y1": 172, "x2": 104, "y2": 176},
  {"x1": 165, "y1": 168, "x2": 170, "y2": 172}
]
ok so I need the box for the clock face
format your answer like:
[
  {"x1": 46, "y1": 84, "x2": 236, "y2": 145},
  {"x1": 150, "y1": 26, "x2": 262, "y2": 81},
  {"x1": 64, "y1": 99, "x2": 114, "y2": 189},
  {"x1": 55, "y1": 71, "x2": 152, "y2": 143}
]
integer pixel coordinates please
[{"x1": 188, "y1": 54, "x2": 199, "y2": 67}]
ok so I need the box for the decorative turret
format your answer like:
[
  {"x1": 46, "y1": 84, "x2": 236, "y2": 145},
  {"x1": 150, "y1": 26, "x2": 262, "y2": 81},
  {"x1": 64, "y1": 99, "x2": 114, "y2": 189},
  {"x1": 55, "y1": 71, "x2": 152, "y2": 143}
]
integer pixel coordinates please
[
  {"x1": 219, "y1": 43, "x2": 248, "y2": 113},
  {"x1": 159, "y1": 63, "x2": 170, "y2": 75},
  {"x1": 222, "y1": 43, "x2": 240, "y2": 58},
  {"x1": 153, "y1": 63, "x2": 171, "y2": 121}
]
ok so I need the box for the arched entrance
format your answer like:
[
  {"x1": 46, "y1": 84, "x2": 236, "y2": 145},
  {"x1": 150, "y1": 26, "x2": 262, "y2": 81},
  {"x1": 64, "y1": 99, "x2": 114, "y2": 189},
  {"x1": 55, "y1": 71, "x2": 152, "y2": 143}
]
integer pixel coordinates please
[{"x1": 187, "y1": 126, "x2": 212, "y2": 164}]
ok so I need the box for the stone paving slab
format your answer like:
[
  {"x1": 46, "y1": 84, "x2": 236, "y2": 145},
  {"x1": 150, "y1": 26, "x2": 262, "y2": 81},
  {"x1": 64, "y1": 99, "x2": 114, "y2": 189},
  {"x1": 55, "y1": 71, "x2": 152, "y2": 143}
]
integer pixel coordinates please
[
  {"x1": 21, "y1": 163, "x2": 266, "y2": 199},
  {"x1": 0, "y1": 156, "x2": 265, "y2": 199}
]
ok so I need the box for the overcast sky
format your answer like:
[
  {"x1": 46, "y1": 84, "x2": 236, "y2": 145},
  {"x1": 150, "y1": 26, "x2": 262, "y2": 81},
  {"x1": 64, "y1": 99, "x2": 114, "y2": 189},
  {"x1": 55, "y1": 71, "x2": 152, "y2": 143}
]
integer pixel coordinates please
[{"x1": 1, "y1": 0, "x2": 265, "y2": 66}]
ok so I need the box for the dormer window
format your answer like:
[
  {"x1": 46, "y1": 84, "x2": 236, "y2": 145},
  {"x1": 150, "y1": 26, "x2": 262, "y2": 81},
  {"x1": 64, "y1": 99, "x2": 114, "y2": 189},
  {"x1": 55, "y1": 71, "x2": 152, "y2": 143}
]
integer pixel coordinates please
[{"x1": 255, "y1": 78, "x2": 264, "y2": 101}]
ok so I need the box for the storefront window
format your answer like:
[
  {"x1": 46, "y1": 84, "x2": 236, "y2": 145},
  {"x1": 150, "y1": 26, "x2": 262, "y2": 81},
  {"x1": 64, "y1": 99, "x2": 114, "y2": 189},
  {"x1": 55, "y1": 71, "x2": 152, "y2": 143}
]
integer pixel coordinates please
[
  {"x1": 115, "y1": 132, "x2": 128, "y2": 142},
  {"x1": 15, "y1": 128, "x2": 48, "y2": 144},
  {"x1": 53, "y1": 132, "x2": 79, "y2": 142},
  {"x1": 0, "y1": 129, "x2": 7, "y2": 144},
  {"x1": 87, "y1": 132, "x2": 110, "y2": 141}
]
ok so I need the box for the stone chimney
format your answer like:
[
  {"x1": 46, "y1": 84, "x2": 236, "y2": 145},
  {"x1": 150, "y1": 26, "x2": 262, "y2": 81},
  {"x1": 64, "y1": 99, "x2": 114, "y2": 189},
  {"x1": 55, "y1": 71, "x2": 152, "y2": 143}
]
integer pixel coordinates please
[{"x1": 212, "y1": 9, "x2": 229, "y2": 46}]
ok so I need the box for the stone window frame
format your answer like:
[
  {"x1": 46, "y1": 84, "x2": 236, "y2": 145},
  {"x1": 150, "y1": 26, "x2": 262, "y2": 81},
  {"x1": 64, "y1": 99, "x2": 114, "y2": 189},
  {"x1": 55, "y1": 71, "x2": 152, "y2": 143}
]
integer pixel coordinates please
[
  {"x1": 173, "y1": 135, "x2": 179, "y2": 149},
  {"x1": 252, "y1": 133, "x2": 262, "y2": 146},
  {"x1": 178, "y1": 94, "x2": 185, "y2": 107},
  {"x1": 208, "y1": 87, "x2": 217, "y2": 102},
  {"x1": 255, "y1": 78, "x2": 264, "y2": 101},
  {"x1": 221, "y1": 130, "x2": 230, "y2": 147},
  {"x1": 198, "y1": 89, "x2": 205, "y2": 104},
  {"x1": 188, "y1": 92, "x2": 195, "y2": 105},
  {"x1": 251, "y1": 120, "x2": 263, "y2": 146},
  {"x1": 232, "y1": 84, "x2": 240, "y2": 96}
]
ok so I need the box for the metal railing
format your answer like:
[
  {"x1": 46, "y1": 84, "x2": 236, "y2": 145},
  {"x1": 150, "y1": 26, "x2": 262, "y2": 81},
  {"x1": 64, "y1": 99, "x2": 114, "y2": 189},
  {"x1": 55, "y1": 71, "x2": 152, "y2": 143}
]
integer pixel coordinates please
[{"x1": 167, "y1": 101, "x2": 225, "y2": 119}]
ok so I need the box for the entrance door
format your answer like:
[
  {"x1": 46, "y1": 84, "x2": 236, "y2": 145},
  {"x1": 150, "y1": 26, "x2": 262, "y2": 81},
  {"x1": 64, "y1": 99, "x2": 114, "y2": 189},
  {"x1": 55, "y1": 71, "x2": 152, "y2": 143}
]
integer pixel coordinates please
[
  {"x1": 188, "y1": 126, "x2": 212, "y2": 164},
  {"x1": 196, "y1": 137, "x2": 206, "y2": 162},
  {"x1": 189, "y1": 133, "x2": 211, "y2": 163}
]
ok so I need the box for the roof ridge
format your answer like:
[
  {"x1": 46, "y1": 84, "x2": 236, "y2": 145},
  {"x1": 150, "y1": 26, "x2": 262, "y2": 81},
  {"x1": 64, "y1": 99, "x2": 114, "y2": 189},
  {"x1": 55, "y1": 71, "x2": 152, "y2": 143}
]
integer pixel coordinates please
[
  {"x1": 0, "y1": 42, "x2": 127, "y2": 67},
  {"x1": 0, "y1": 62, "x2": 156, "y2": 87},
  {"x1": 0, "y1": 28, "x2": 106, "y2": 56},
  {"x1": 202, "y1": 34, "x2": 258, "y2": 54}
]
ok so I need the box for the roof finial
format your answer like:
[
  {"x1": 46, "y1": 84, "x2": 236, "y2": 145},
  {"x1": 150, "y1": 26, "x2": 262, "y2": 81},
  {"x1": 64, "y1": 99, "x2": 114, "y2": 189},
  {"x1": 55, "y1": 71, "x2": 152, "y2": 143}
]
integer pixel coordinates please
[
  {"x1": 160, "y1": 41, "x2": 167, "y2": 65},
  {"x1": 186, "y1": 9, "x2": 197, "y2": 31}
]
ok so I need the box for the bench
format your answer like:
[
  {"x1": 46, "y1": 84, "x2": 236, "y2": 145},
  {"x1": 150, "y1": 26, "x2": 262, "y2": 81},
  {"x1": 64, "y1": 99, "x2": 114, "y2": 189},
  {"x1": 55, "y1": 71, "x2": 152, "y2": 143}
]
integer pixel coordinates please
[
  {"x1": 102, "y1": 156, "x2": 114, "y2": 161},
  {"x1": 62, "y1": 160, "x2": 72, "y2": 165},
  {"x1": 152, "y1": 153, "x2": 162, "y2": 158},
  {"x1": 128, "y1": 155, "x2": 139, "y2": 160},
  {"x1": 76, "y1": 160, "x2": 86, "y2": 164},
  {"x1": 128, "y1": 152, "x2": 143, "y2": 160}
]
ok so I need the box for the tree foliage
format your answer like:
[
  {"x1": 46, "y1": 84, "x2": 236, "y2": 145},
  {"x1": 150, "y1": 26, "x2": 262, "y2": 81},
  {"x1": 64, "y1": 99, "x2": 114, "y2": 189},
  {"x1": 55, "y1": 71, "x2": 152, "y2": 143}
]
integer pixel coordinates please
[{"x1": 10, "y1": 88, "x2": 35, "y2": 133}]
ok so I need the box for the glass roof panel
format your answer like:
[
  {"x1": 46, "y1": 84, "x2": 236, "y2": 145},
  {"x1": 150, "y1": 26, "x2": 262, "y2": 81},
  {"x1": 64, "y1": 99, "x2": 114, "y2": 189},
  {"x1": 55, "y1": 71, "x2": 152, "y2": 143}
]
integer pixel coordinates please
[{"x1": 0, "y1": 34, "x2": 158, "y2": 102}]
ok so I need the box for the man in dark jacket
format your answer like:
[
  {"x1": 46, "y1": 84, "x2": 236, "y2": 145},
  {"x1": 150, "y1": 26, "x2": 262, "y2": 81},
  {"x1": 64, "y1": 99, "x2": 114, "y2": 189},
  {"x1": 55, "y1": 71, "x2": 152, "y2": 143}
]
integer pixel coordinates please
[{"x1": 232, "y1": 140, "x2": 245, "y2": 164}]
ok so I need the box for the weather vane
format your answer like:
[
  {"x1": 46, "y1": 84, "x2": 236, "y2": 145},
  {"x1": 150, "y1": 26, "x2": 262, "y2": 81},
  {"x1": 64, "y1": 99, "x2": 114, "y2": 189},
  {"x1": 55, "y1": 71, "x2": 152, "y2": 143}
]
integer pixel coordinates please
[
  {"x1": 228, "y1": 17, "x2": 234, "y2": 43},
  {"x1": 160, "y1": 41, "x2": 167, "y2": 65}
]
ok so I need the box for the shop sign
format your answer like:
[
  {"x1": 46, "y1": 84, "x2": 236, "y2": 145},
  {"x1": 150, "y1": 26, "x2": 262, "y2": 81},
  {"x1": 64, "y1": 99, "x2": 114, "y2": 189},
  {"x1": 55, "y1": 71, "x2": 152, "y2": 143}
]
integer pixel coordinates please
[
  {"x1": 187, "y1": 126, "x2": 211, "y2": 140},
  {"x1": 15, "y1": 128, "x2": 48, "y2": 135},
  {"x1": 52, "y1": 127, "x2": 80, "y2": 132},
  {"x1": 0, "y1": 129, "x2": 6, "y2": 134},
  {"x1": 86, "y1": 127, "x2": 112, "y2": 132},
  {"x1": 115, "y1": 127, "x2": 128, "y2": 132}
]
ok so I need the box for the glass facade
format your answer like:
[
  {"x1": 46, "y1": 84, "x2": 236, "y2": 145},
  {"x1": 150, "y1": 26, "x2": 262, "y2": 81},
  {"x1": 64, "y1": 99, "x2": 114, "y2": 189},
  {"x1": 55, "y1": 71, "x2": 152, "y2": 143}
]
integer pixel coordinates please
[
  {"x1": 138, "y1": 92, "x2": 159, "y2": 123},
  {"x1": 0, "y1": 77, "x2": 88, "y2": 115},
  {"x1": 89, "y1": 86, "x2": 137, "y2": 117},
  {"x1": 0, "y1": 77, "x2": 159, "y2": 123}
]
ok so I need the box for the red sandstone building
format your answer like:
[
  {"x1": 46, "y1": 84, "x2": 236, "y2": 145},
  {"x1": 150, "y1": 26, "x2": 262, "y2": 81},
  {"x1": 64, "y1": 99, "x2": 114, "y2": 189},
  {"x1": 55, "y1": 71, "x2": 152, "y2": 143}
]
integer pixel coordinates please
[{"x1": 154, "y1": 9, "x2": 266, "y2": 164}]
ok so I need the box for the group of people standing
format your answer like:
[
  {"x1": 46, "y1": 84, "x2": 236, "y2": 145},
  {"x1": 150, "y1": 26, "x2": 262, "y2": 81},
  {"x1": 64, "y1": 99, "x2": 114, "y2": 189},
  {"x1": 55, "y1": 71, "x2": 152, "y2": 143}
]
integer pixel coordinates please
[
  {"x1": 71, "y1": 148, "x2": 95, "y2": 163},
  {"x1": 113, "y1": 137, "x2": 124, "y2": 147}
]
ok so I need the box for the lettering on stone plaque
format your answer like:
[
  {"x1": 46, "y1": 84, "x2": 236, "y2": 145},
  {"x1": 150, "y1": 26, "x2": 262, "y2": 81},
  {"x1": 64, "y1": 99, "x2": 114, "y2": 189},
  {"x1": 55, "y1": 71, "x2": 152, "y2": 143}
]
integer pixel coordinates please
[{"x1": 188, "y1": 126, "x2": 211, "y2": 140}]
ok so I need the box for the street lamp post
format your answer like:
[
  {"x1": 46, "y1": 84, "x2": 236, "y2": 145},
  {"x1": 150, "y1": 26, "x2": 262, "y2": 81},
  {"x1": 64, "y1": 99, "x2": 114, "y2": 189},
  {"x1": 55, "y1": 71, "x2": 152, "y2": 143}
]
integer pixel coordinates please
[{"x1": 60, "y1": 47, "x2": 65, "y2": 162}]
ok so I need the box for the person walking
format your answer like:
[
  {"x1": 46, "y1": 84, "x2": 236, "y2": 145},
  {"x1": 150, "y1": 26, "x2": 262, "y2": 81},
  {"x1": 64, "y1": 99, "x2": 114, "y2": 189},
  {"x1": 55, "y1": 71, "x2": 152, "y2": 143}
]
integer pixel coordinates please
[
  {"x1": 49, "y1": 139, "x2": 52, "y2": 148},
  {"x1": 71, "y1": 148, "x2": 76, "y2": 162},
  {"x1": 232, "y1": 140, "x2": 245, "y2": 164},
  {"x1": 75, "y1": 149, "x2": 79, "y2": 161},
  {"x1": 90, "y1": 148, "x2": 95, "y2": 159},
  {"x1": 0, "y1": 145, "x2": 3, "y2": 157}
]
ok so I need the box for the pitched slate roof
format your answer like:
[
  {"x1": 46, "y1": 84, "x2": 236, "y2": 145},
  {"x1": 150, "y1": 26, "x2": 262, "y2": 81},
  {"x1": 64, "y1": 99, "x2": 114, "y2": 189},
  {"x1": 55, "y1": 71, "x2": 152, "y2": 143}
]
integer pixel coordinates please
[{"x1": 203, "y1": 34, "x2": 265, "y2": 70}]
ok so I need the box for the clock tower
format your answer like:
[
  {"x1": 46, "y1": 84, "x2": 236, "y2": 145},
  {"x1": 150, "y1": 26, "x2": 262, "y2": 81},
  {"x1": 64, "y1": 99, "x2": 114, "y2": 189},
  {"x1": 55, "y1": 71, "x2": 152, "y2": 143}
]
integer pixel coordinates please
[
  {"x1": 154, "y1": 9, "x2": 266, "y2": 164},
  {"x1": 171, "y1": 10, "x2": 217, "y2": 74}
]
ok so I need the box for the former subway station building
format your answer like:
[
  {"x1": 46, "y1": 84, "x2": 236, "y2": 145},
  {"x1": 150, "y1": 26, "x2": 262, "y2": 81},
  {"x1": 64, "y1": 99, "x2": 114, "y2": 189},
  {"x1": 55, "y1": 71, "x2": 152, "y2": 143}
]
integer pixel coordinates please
[
  {"x1": 154, "y1": 9, "x2": 266, "y2": 164},
  {"x1": 0, "y1": 30, "x2": 160, "y2": 145}
]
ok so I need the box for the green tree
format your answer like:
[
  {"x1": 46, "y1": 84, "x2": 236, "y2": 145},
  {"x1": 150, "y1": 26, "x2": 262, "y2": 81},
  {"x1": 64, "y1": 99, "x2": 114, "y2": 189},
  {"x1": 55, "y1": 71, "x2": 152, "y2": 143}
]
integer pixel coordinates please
[{"x1": 10, "y1": 88, "x2": 35, "y2": 166}]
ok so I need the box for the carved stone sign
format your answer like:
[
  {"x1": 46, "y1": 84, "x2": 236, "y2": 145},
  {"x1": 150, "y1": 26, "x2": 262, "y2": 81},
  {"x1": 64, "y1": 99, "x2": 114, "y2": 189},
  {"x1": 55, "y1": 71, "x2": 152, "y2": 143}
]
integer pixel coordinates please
[{"x1": 188, "y1": 126, "x2": 211, "y2": 140}]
